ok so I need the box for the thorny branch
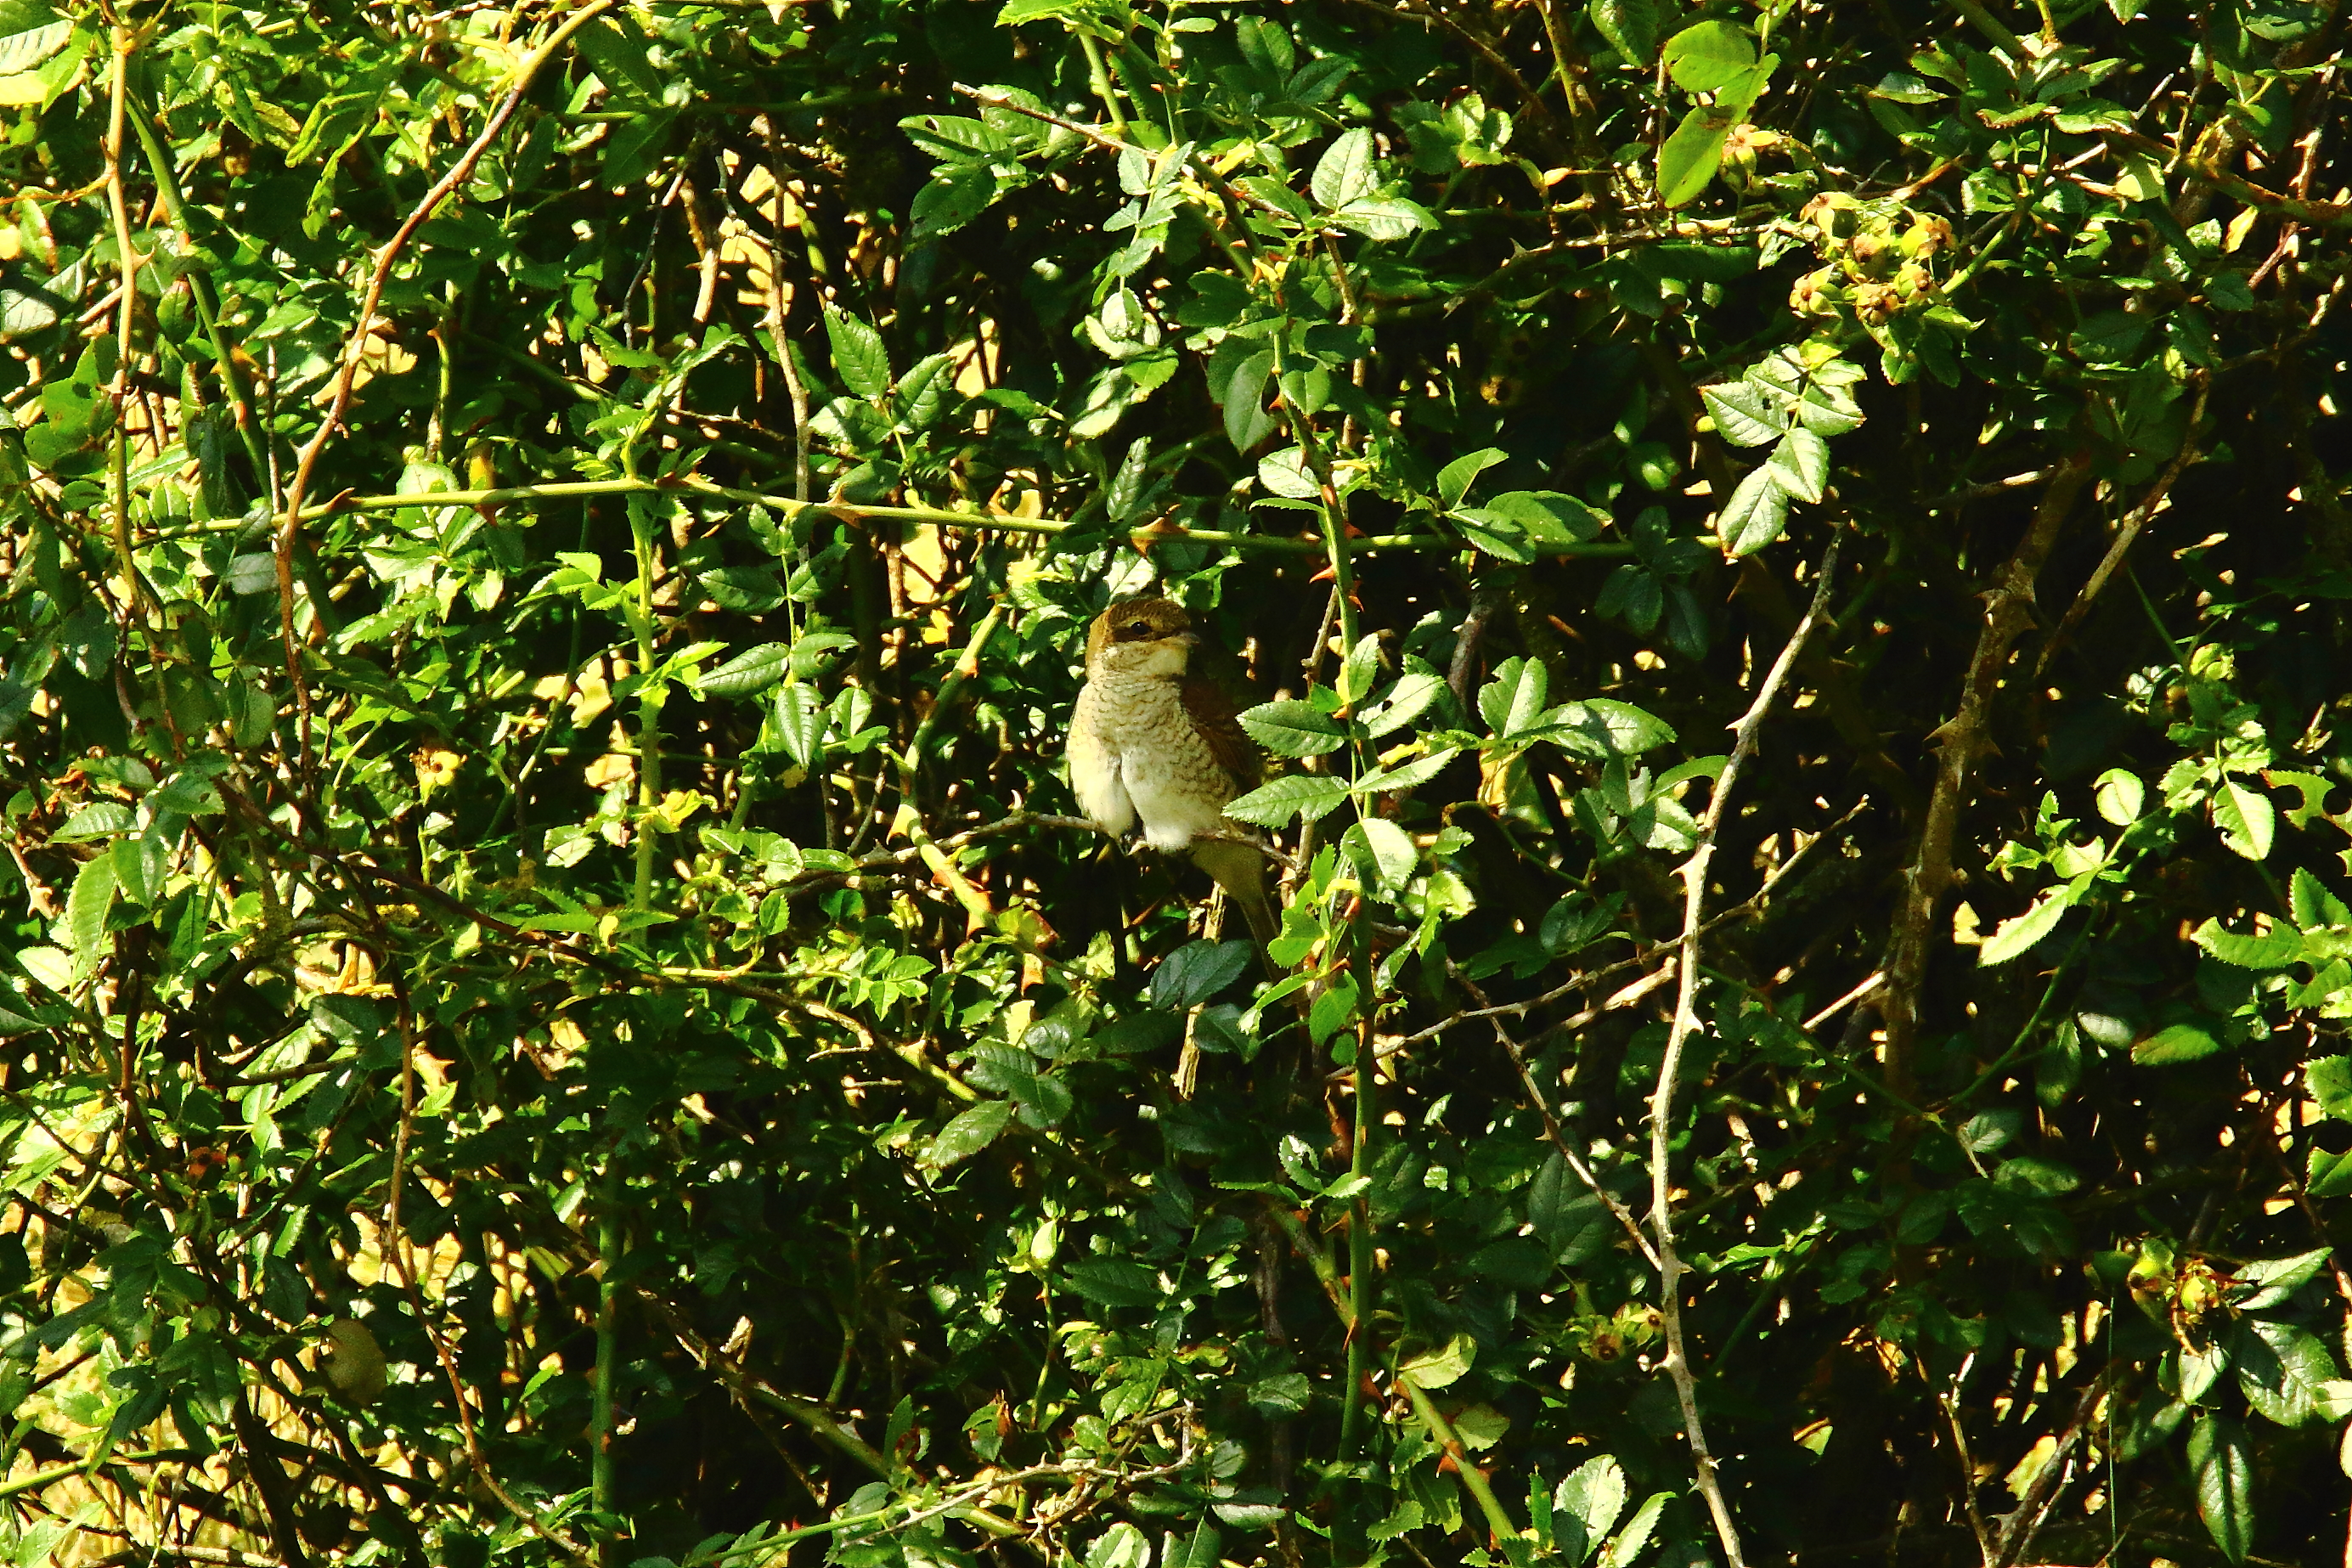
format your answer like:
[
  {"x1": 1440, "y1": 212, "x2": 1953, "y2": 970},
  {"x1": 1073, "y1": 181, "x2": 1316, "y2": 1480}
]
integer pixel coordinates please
[
  {"x1": 1879, "y1": 455, "x2": 2092, "y2": 1094},
  {"x1": 1649, "y1": 529, "x2": 1842, "y2": 1568}
]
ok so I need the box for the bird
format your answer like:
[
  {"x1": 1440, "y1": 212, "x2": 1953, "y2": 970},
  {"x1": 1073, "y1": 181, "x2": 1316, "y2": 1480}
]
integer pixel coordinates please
[{"x1": 1068, "y1": 596, "x2": 1281, "y2": 948}]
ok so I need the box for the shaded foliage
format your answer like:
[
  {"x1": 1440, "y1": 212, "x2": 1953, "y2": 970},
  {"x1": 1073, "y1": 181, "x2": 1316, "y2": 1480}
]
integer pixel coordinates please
[{"x1": 3, "y1": 3, "x2": 2352, "y2": 1568}]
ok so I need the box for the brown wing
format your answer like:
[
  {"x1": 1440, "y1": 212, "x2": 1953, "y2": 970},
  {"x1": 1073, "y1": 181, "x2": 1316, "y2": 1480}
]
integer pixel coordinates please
[{"x1": 1179, "y1": 676, "x2": 1263, "y2": 792}]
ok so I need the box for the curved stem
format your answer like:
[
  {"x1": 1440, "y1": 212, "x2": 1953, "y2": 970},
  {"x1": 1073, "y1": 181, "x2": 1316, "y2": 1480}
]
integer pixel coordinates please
[{"x1": 1648, "y1": 532, "x2": 1843, "y2": 1568}]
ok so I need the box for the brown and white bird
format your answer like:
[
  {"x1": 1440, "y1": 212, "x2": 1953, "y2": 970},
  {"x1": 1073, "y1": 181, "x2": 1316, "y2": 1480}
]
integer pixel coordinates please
[{"x1": 1069, "y1": 597, "x2": 1280, "y2": 945}]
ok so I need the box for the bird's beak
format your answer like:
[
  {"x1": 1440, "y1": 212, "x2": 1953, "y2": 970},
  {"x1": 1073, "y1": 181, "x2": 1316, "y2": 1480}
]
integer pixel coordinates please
[{"x1": 1173, "y1": 631, "x2": 1199, "y2": 648}]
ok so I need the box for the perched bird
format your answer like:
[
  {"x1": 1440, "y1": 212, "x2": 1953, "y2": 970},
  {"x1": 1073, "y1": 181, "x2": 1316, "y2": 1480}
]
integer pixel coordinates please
[{"x1": 1069, "y1": 597, "x2": 1280, "y2": 945}]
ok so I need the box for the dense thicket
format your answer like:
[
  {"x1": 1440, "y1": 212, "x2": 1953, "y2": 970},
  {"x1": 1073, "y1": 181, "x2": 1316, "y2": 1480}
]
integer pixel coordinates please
[{"x1": 4, "y1": 3, "x2": 2352, "y2": 1567}]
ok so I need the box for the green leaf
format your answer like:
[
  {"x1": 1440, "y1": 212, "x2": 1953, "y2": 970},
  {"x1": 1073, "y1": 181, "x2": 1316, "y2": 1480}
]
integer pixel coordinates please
[
  {"x1": 50, "y1": 802, "x2": 134, "y2": 843},
  {"x1": 697, "y1": 643, "x2": 792, "y2": 699},
  {"x1": 65, "y1": 852, "x2": 118, "y2": 977},
  {"x1": 1481, "y1": 490, "x2": 1605, "y2": 546},
  {"x1": 1236, "y1": 175, "x2": 1312, "y2": 225},
  {"x1": 1087, "y1": 1522, "x2": 1151, "y2": 1568},
  {"x1": 1450, "y1": 507, "x2": 1534, "y2": 564},
  {"x1": 575, "y1": 16, "x2": 664, "y2": 101},
  {"x1": 1699, "y1": 380, "x2": 1785, "y2": 447},
  {"x1": 2213, "y1": 777, "x2": 2275, "y2": 860},
  {"x1": 2191, "y1": 919, "x2": 2303, "y2": 969},
  {"x1": 922, "y1": 1099, "x2": 1015, "y2": 1170},
  {"x1": 1450, "y1": 1402, "x2": 1509, "y2": 1450},
  {"x1": 1479, "y1": 657, "x2": 1548, "y2": 739},
  {"x1": 775, "y1": 685, "x2": 826, "y2": 769},
  {"x1": 2268, "y1": 770, "x2": 2336, "y2": 830},
  {"x1": 1256, "y1": 448, "x2": 1318, "y2": 499},
  {"x1": 2292, "y1": 866, "x2": 2352, "y2": 928},
  {"x1": 1596, "y1": 1492, "x2": 1669, "y2": 1568},
  {"x1": 1330, "y1": 197, "x2": 1435, "y2": 240},
  {"x1": 1661, "y1": 20, "x2": 1756, "y2": 91},
  {"x1": 996, "y1": 0, "x2": 1082, "y2": 24},
  {"x1": 2309, "y1": 1055, "x2": 2352, "y2": 1120},
  {"x1": 1225, "y1": 775, "x2": 1351, "y2": 827},
  {"x1": 1398, "y1": 1334, "x2": 1475, "y2": 1390},
  {"x1": 0, "y1": 13, "x2": 69, "y2": 77},
  {"x1": 962, "y1": 1046, "x2": 1073, "y2": 1129},
  {"x1": 2311, "y1": 1147, "x2": 2352, "y2": 1199},
  {"x1": 2188, "y1": 1413, "x2": 2254, "y2": 1563},
  {"x1": 1586, "y1": 0, "x2": 1659, "y2": 65},
  {"x1": 1716, "y1": 463, "x2": 1791, "y2": 556},
  {"x1": 1337, "y1": 633, "x2": 1383, "y2": 706},
  {"x1": 1166, "y1": 1518, "x2": 1220, "y2": 1568},
  {"x1": 1361, "y1": 670, "x2": 1445, "y2": 739},
  {"x1": 2055, "y1": 99, "x2": 2135, "y2": 133},
  {"x1": 1238, "y1": 698, "x2": 1347, "y2": 758},
  {"x1": 1542, "y1": 699, "x2": 1676, "y2": 759},
  {"x1": 1435, "y1": 447, "x2": 1507, "y2": 510},
  {"x1": 893, "y1": 351, "x2": 956, "y2": 431},
  {"x1": 1979, "y1": 884, "x2": 2074, "y2": 966},
  {"x1": 910, "y1": 163, "x2": 997, "y2": 240},
  {"x1": 2232, "y1": 1248, "x2": 2334, "y2": 1311},
  {"x1": 1152, "y1": 940, "x2": 1255, "y2": 1009},
  {"x1": 1222, "y1": 349, "x2": 1276, "y2": 454},
  {"x1": 1766, "y1": 426, "x2": 1830, "y2": 505},
  {"x1": 1870, "y1": 71, "x2": 1943, "y2": 104},
  {"x1": 1540, "y1": 893, "x2": 1620, "y2": 956},
  {"x1": 1307, "y1": 973, "x2": 1360, "y2": 1046},
  {"x1": 1554, "y1": 1454, "x2": 1627, "y2": 1548},
  {"x1": 2095, "y1": 767, "x2": 2145, "y2": 826},
  {"x1": 1061, "y1": 1256, "x2": 1163, "y2": 1307},
  {"x1": 1356, "y1": 747, "x2": 1459, "y2": 794},
  {"x1": 900, "y1": 113, "x2": 1012, "y2": 162},
  {"x1": 1367, "y1": 1496, "x2": 1424, "y2": 1543},
  {"x1": 1343, "y1": 817, "x2": 1416, "y2": 897},
  {"x1": 0, "y1": 976, "x2": 61, "y2": 1034},
  {"x1": 2113, "y1": 149, "x2": 2167, "y2": 204},
  {"x1": 1656, "y1": 106, "x2": 1731, "y2": 209},
  {"x1": 1993, "y1": 1155, "x2": 2080, "y2": 1195},
  {"x1": 2134, "y1": 1019, "x2": 2224, "y2": 1065},
  {"x1": 1311, "y1": 127, "x2": 1376, "y2": 210},
  {"x1": 824, "y1": 305, "x2": 892, "y2": 401},
  {"x1": 602, "y1": 108, "x2": 677, "y2": 189},
  {"x1": 1959, "y1": 1108, "x2": 2022, "y2": 1154}
]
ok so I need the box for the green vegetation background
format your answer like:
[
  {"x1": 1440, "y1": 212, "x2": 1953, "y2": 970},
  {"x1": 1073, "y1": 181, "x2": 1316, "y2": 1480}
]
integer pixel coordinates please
[{"x1": 3, "y1": 3, "x2": 2351, "y2": 1567}]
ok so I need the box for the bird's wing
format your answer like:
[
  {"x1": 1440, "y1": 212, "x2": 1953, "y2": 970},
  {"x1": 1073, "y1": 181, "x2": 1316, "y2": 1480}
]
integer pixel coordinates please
[{"x1": 1179, "y1": 676, "x2": 1263, "y2": 793}]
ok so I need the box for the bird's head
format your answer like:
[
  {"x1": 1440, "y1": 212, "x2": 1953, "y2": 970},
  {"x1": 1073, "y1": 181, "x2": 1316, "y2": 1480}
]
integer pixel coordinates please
[{"x1": 1086, "y1": 596, "x2": 1197, "y2": 680}]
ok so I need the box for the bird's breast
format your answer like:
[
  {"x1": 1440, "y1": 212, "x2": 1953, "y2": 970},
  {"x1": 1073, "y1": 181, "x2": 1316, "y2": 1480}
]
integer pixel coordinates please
[{"x1": 1080, "y1": 674, "x2": 1235, "y2": 849}]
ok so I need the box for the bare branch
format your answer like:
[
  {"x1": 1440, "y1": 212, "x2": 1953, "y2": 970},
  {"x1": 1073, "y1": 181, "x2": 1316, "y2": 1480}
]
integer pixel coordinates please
[{"x1": 1649, "y1": 530, "x2": 1843, "y2": 1568}]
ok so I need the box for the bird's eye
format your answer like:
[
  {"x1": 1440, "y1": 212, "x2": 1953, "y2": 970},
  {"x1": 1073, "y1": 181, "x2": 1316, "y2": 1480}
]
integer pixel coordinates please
[{"x1": 1124, "y1": 621, "x2": 1152, "y2": 639}]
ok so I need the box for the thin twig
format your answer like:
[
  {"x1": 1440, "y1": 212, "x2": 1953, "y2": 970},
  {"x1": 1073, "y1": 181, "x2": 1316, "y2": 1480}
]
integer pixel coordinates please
[
  {"x1": 1475, "y1": 986, "x2": 1660, "y2": 1270},
  {"x1": 380, "y1": 958, "x2": 597, "y2": 1566},
  {"x1": 1921, "y1": 469, "x2": 2050, "y2": 512},
  {"x1": 1802, "y1": 970, "x2": 1886, "y2": 1031},
  {"x1": 762, "y1": 115, "x2": 814, "y2": 506},
  {"x1": 1937, "y1": 1356, "x2": 1994, "y2": 1567},
  {"x1": 275, "y1": 0, "x2": 618, "y2": 766},
  {"x1": 1989, "y1": 1371, "x2": 2112, "y2": 1568},
  {"x1": 319, "y1": 473, "x2": 1622, "y2": 556},
  {"x1": 1649, "y1": 532, "x2": 1843, "y2": 1568},
  {"x1": 2036, "y1": 380, "x2": 2210, "y2": 675},
  {"x1": 1395, "y1": 793, "x2": 1869, "y2": 1053}
]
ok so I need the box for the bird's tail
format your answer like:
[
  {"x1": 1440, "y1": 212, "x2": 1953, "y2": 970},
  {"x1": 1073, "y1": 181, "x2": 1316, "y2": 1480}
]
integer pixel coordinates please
[{"x1": 1192, "y1": 837, "x2": 1285, "y2": 980}]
